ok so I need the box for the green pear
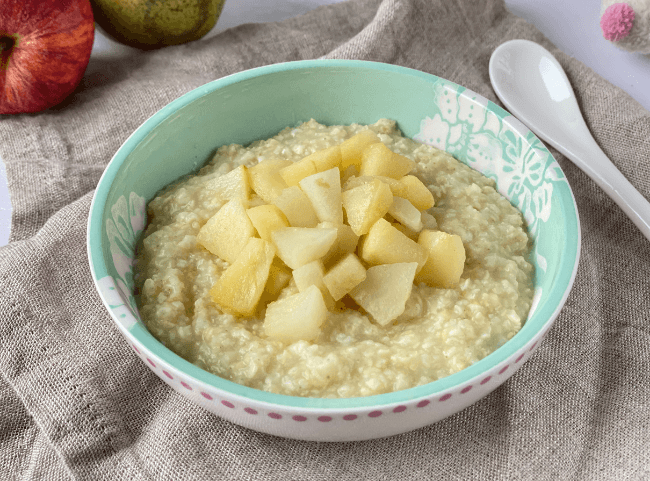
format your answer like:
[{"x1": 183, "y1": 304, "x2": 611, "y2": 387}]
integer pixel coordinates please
[{"x1": 91, "y1": 0, "x2": 226, "y2": 49}]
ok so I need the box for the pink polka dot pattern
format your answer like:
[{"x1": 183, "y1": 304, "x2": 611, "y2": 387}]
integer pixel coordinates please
[{"x1": 132, "y1": 341, "x2": 542, "y2": 426}]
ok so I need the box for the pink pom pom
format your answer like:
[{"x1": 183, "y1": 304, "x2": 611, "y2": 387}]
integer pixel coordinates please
[{"x1": 601, "y1": 3, "x2": 635, "y2": 41}]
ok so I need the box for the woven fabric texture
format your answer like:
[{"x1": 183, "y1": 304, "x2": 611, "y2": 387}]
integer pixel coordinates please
[{"x1": 0, "y1": 0, "x2": 649, "y2": 479}]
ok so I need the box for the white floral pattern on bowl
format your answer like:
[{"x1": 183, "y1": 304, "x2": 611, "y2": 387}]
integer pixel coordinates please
[{"x1": 414, "y1": 81, "x2": 567, "y2": 271}]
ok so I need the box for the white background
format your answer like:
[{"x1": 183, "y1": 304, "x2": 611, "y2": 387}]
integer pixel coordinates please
[{"x1": 1, "y1": 0, "x2": 649, "y2": 247}]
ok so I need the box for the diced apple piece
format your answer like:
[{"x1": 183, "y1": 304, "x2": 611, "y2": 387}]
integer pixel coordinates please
[
  {"x1": 263, "y1": 285, "x2": 327, "y2": 343},
  {"x1": 415, "y1": 230, "x2": 466, "y2": 288},
  {"x1": 204, "y1": 165, "x2": 250, "y2": 204},
  {"x1": 279, "y1": 158, "x2": 317, "y2": 187},
  {"x1": 209, "y1": 238, "x2": 276, "y2": 316},
  {"x1": 305, "y1": 145, "x2": 342, "y2": 172},
  {"x1": 271, "y1": 186, "x2": 319, "y2": 227},
  {"x1": 247, "y1": 204, "x2": 289, "y2": 241},
  {"x1": 248, "y1": 159, "x2": 292, "y2": 202},
  {"x1": 388, "y1": 197, "x2": 423, "y2": 232},
  {"x1": 271, "y1": 227, "x2": 337, "y2": 270},
  {"x1": 264, "y1": 260, "x2": 292, "y2": 297},
  {"x1": 349, "y1": 262, "x2": 418, "y2": 326},
  {"x1": 342, "y1": 178, "x2": 394, "y2": 236},
  {"x1": 339, "y1": 130, "x2": 380, "y2": 170},
  {"x1": 322, "y1": 253, "x2": 367, "y2": 301},
  {"x1": 299, "y1": 168, "x2": 343, "y2": 224},
  {"x1": 197, "y1": 198, "x2": 255, "y2": 264},
  {"x1": 394, "y1": 175, "x2": 435, "y2": 210},
  {"x1": 360, "y1": 143, "x2": 415, "y2": 179},
  {"x1": 318, "y1": 221, "x2": 359, "y2": 266},
  {"x1": 359, "y1": 218, "x2": 428, "y2": 272}
]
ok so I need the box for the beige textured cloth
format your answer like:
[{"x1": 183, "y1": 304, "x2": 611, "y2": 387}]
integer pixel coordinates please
[{"x1": 1, "y1": 0, "x2": 649, "y2": 479}]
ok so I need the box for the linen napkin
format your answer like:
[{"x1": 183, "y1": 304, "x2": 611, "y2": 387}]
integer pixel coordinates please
[{"x1": 1, "y1": 0, "x2": 649, "y2": 479}]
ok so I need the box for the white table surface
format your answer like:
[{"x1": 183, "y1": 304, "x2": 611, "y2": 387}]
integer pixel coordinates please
[{"x1": 1, "y1": 0, "x2": 649, "y2": 247}]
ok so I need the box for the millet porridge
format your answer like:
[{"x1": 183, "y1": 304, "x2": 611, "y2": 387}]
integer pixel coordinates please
[{"x1": 135, "y1": 119, "x2": 534, "y2": 398}]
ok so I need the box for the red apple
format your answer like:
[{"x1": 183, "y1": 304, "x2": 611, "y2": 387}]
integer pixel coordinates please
[{"x1": 0, "y1": 0, "x2": 95, "y2": 115}]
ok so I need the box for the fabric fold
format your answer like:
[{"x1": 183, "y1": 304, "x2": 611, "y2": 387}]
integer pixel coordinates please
[{"x1": 0, "y1": 0, "x2": 649, "y2": 479}]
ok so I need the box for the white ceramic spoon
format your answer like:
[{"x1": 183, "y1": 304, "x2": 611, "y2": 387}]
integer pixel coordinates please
[{"x1": 489, "y1": 39, "x2": 650, "y2": 241}]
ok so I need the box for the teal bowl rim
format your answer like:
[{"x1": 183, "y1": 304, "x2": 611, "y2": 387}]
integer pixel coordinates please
[{"x1": 88, "y1": 59, "x2": 581, "y2": 410}]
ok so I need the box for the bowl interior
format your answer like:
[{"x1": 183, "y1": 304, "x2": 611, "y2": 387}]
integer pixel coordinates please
[{"x1": 88, "y1": 60, "x2": 580, "y2": 409}]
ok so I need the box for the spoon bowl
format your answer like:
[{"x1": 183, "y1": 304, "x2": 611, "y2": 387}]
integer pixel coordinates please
[{"x1": 489, "y1": 39, "x2": 650, "y2": 241}]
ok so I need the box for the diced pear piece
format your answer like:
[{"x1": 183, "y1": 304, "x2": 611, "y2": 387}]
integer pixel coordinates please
[
  {"x1": 209, "y1": 238, "x2": 276, "y2": 316},
  {"x1": 197, "y1": 198, "x2": 255, "y2": 264},
  {"x1": 293, "y1": 260, "x2": 327, "y2": 292},
  {"x1": 421, "y1": 211, "x2": 438, "y2": 230},
  {"x1": 264, "y1": 260, "x2": 292, "y2": 297},
  {"x1": 292, "y1": 260, "x2": 336, "y2": 308},
  {"x1": 339, "y1": 130, "x2": 380, "y2": 170},
  {"x1": 342, "y1": 175, "x2": 400, "y2": 192},
  {"x1": 322, "y1": 253, "x2": 367, "y2": 301},
  {"x1": 279, "y1": 158, "x2": 318, "y2": 187},
  {"x1": 248, "y1": 159, "x2": 292, "y2": 202},
  {"x1": 415, "y1": 230, "x2": 466, "y2": 288},
  {"x1": 263, "y1": 285, "x2": 327, "y2": 343},
  {"x1": 388, "y1": 197, "x2": 423, "y2": 233},
  {"x1": 272, "y1": 186, "x2": 319, "y2": 227},
  {"x1": 247, "y1": 195, "x2": 267, "y2": 208},
  {"x1": 318, "y1": 221, "x2": 359, "y2": 266},
  {"x1": 203, "y1": 165, "x2": 250, "y2": 204},
  {"x1": 390, "y1": 221, "x2": 418, "y2": 241},
  {"x1": 393, "y1": 175, "x2": 435, "y2": 210},
  {"x1": 305, "y1": 145, "x2": 342, "y2": 172},
  {"x1": 349, "y1": 262, "x2": 418, "y2": 326},
  {"x1": 342, "y1": 178, "x2": 394, "y2": 236},
  {"x1": 247, "y1": 204, "x2": 289, "y2": 241},
  {"x1": 359, "y1": 218, "x2": 428, "y2": 272},
  {"x1": 271, "y1": 227, "x2": 337, "y2": 270},
  {"x1": 341, "y1": 165, "x2": 358, "y2": 187},
  {"x1": 360, "y1": 143, "x2": 415, "y2": 179},
  {"x1": 299, "y1": 168, "x2": 343, "y2": 224}
]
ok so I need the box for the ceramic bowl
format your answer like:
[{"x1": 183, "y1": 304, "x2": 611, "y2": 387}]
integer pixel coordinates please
[{"x1": 87, "y1": 60, "x2": 580, "y2": 442}]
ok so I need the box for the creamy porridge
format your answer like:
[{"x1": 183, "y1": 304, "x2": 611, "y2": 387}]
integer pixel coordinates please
[{"x1": 135, "y1": 119, "x2": 534, "y2": 398}]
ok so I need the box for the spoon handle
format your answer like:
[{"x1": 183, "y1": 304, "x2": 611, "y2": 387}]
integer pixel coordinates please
[{"x1": 548, "y1": 135, "x2": 650, "y2": 240}]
